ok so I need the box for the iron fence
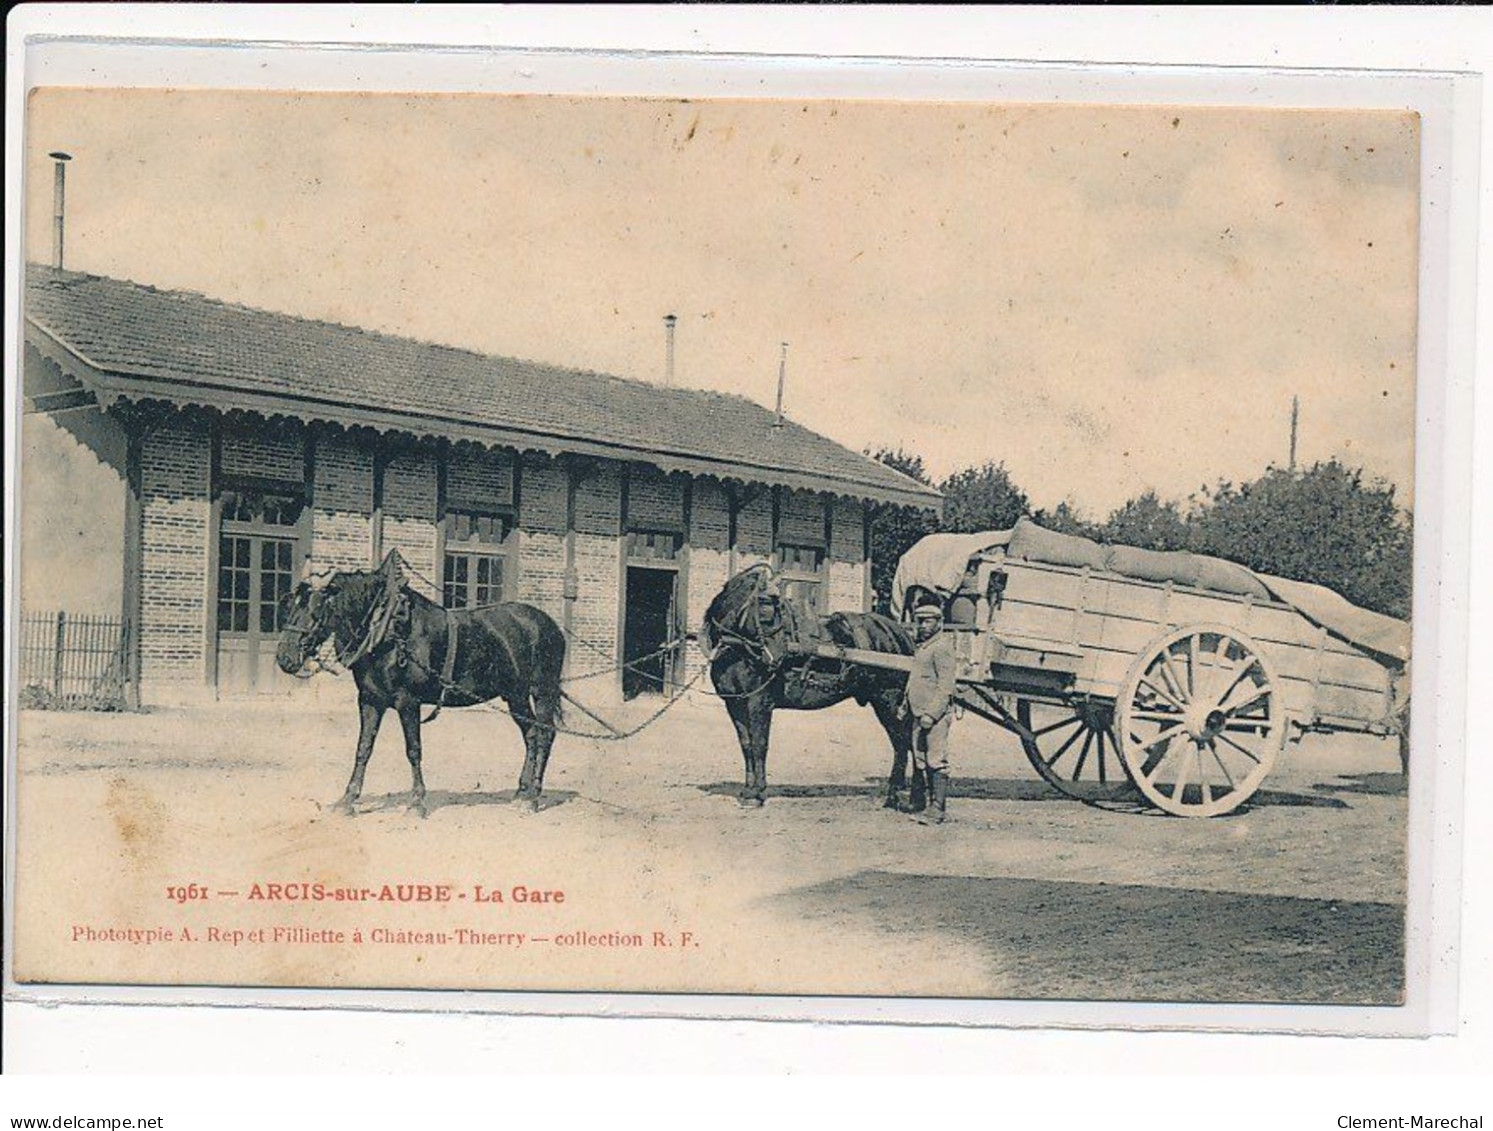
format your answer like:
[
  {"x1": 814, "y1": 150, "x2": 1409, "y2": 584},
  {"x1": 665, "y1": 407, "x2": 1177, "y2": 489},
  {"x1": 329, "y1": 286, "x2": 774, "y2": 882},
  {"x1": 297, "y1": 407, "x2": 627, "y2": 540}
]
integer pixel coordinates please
[{"x1": 16, "y1": 611, "x2": 133, "y2": 709}]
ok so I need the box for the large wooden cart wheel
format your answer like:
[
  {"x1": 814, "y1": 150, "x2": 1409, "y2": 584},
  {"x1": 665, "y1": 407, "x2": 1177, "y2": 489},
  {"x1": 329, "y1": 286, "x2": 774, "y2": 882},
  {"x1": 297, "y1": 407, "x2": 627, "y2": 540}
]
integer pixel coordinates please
[
  {"x1": 1116, "y1": 625, "x2": 1284, "y2": 818},
  {"x1": 1017, "y1": 699, "x2": 1136, "y2": 803}
]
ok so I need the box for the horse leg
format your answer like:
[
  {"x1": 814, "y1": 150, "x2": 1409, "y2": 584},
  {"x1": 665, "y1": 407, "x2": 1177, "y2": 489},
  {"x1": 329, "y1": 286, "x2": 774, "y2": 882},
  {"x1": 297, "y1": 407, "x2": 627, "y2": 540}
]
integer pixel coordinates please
[
  {"x1": 525, "y1": 684, "x2": 563, "y2": 810},
  {"x1": 509, "y1": 693, "x2": 539, "y2": 801},
  {"x1": 747, "y1": 696, "x2": 773, "y2": 808},
  {"x1": 871, "y1": 691, "x2": 914, "y2": 810},
  {"x1": 723, "y1": 696, "x2": 758, "y2": 807},
  {"x1": 396, "y1": 700, "x2": 428, "y2": 818},
  {"x1": 336, "y1": 695, "x2": 385, "y2": 814}
]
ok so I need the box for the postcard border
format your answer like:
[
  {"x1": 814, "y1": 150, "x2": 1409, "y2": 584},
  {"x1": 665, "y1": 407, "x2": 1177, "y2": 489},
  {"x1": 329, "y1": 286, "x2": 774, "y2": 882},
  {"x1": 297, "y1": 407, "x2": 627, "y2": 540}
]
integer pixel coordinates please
[{"x1": 3, "y1": 28, "x2": 1480, "y2": 1044}]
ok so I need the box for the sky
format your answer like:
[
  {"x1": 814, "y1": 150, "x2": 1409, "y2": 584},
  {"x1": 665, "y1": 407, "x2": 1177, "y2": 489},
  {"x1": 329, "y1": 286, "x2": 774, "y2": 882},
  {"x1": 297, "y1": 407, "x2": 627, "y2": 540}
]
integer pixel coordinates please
[{"x1": 24, "y1": 90, "x2": 1420, "y2": 515}]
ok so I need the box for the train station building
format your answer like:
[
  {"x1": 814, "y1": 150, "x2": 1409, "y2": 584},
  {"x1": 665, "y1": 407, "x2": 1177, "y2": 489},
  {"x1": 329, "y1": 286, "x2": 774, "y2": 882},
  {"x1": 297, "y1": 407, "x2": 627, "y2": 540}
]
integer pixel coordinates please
[{"x1": 21, "y1": 264, "x2": 940, "y2": 706}]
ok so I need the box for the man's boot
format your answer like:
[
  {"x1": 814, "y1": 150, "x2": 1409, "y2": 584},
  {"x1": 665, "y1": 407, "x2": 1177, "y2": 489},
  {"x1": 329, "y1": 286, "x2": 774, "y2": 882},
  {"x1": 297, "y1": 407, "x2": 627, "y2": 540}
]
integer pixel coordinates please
[
  {"x1": 906, "y1": 767, "x2": 928, "y2": 813},
  {"x1": 917, "y1": 769, "x2": 948, "y2": 825}
]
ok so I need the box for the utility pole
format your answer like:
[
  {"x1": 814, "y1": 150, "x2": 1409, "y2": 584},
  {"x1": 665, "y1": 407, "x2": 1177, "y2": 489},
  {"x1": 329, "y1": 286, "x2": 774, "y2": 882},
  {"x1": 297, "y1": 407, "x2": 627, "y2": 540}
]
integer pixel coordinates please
[
  {"x1": 773, "y1": 342, "x2": 788, "y2": 427},
  {"x1": 663, "y1": 314, "x2": 677, "y2": 386},
  {"x1": 1289, "y1": 395, "x2": 1299, "y2": 472}
]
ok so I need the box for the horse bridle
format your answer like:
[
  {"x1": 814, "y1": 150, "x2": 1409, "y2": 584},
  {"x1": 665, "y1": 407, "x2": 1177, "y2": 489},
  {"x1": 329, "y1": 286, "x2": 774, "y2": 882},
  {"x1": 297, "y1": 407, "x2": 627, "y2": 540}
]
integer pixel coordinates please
[
  {"x1": 701, "y1": 565, "x2": 781, "y2": 665},
  {"x1": 282, "y1": 574, "x2": 391, "y2": 674}
]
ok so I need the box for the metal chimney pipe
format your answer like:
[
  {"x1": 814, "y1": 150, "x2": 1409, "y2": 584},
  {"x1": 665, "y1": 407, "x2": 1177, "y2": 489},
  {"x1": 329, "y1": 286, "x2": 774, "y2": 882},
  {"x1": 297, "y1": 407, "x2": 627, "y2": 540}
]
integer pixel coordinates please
[
  {"x1": 49, "y1": 151, "x2": 72, "y2": 270},
  {"x1": 774, "y1": 342, "x2": 788, "y2": 427},
  {"x1": 663, "y1": 314, "x2": 677, "y2": 386}
]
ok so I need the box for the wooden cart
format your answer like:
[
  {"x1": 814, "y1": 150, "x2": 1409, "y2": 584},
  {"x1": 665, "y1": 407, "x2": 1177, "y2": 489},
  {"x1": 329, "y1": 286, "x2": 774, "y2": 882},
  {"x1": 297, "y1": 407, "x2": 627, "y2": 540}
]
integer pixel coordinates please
[{"x1": 814, "y1": 521, "x2": 1409, "y2": 818}]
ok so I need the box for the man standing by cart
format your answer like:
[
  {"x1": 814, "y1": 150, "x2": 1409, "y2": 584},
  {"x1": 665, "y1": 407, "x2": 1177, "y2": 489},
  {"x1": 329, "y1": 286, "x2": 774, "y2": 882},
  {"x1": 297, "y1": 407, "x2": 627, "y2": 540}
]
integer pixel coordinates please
[{"x1": 906, "y1": 596, "x2": 960, "y2": 825}]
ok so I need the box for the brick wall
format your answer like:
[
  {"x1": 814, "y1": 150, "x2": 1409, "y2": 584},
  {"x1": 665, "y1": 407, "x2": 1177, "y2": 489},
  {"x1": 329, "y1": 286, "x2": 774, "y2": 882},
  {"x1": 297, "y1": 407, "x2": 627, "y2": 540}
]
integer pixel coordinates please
[
  {"x1": 383, "y1": 450, "x2": 439, "y2": 599},
  {"x1": 138, "y1": 421, "x2": 211, "y2": 697},
  {"x1": 311, "y1": 432, "x2": 374, "y2": 571},
  {"x1": 778, "y1": 489, "x2": 827, "y2": 547},
  {"x1": 682, "y1": 477, "x2": 732, "y2": 680},
  {"x1": 448, "y1": 444, "x2": 515, "y2": 509},
  {"x1": 517, "y1": 455, "x2": 567, "y2": 623},
  {"x1": 626, "y1": 465, "x2": 684, "y2": 530},
  {"x1": 734, "y1": 489, "x2": 774, "y2": 566},
  {"x1": 573, "y1": 460, "x2": 623, "y2": 670},
  {"x1": 829, "y1": 496, "x2": 868, "y2": 613},
  {"x1": 220, "y1": 428, "x2": 303, "y2": 482}
]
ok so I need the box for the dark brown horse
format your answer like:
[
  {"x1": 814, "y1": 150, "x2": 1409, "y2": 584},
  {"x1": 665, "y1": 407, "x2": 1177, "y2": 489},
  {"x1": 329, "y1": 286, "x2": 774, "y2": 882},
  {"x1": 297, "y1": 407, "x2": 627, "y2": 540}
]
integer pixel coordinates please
[
  {"x1": 276, "y1": 553, "x2": 566, "y2": 815},
  {"x1": 701, "y1": 564, "x2": 918, "y2": 808}
]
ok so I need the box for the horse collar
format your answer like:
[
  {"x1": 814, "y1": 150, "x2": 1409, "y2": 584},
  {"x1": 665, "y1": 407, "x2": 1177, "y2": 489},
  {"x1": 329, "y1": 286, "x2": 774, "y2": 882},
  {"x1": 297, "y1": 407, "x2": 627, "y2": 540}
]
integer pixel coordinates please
[
  {"x1": 439, "y1": 610, "x2": 460, "y2": 691},
  {"x1": 339, "y1": 578, "x2": 407, "y2": 667}
]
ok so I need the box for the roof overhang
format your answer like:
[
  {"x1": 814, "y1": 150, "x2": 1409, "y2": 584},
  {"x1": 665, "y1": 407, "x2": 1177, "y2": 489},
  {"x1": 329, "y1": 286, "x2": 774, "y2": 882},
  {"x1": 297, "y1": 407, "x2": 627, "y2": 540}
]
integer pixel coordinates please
[{"x1": 25, "y1": 318, "x2": 944, "y2": 513}]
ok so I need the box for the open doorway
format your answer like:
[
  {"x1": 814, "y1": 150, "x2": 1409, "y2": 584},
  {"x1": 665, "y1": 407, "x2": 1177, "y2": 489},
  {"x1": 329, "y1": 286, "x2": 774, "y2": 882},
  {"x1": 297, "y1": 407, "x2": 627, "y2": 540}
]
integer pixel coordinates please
[{"x1": 623, "y1": 566, "x2": 676, "y2": 699}]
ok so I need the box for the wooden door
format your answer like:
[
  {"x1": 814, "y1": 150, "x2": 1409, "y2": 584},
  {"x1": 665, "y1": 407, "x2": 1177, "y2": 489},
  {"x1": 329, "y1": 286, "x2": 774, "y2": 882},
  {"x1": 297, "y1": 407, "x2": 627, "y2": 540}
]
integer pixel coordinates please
[{"x1": 216, "y1": 533, "x2": 299, "y2": 694}]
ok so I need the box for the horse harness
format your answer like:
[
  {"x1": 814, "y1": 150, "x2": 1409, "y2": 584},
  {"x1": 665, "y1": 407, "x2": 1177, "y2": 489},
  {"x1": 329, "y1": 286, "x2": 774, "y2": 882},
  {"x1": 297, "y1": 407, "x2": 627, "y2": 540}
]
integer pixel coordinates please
[{"x1": 704, "y1": 568, "x2": 852, "y2": 698}]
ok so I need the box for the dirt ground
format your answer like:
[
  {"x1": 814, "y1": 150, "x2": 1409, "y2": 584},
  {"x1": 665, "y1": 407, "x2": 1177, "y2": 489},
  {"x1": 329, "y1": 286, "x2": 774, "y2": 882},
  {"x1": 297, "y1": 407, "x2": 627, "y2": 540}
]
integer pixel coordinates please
[{"x1": 10, "y1": 683, "x2": 1407, "y2": 1005}]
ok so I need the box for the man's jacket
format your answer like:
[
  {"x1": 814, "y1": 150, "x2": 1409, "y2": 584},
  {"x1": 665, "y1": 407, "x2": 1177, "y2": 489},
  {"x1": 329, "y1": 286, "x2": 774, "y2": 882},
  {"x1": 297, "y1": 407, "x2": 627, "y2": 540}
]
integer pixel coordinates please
[{"x1": 906, "y1": 631, "x2": 960, "y2": 723}]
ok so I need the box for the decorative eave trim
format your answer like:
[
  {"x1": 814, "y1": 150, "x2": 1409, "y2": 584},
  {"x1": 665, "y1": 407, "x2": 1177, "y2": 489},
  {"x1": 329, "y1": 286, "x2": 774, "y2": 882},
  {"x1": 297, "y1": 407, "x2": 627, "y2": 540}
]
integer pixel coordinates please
[{"x1": 24, "y1": 319, "x2": 944, "y2": 513}]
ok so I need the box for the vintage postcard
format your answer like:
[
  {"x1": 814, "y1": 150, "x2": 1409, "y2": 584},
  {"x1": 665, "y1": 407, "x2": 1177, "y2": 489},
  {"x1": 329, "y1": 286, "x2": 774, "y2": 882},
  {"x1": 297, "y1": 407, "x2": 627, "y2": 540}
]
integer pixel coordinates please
[{"x1": 10, "y1": 82, "x2": 1432, "y2": 1018}]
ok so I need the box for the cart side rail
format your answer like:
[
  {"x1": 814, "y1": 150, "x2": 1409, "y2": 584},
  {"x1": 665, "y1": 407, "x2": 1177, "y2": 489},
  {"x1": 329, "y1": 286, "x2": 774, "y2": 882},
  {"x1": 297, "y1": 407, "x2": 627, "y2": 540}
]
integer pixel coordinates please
[{"x1": 973, "y1": 556, "x2": 1396, "y2": 731}]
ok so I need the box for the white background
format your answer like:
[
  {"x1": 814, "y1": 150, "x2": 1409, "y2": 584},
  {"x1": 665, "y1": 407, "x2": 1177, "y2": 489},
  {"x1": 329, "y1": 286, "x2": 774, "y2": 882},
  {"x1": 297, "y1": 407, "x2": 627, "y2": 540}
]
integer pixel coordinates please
[{"x1": 3, "y1": 3, "x2": 1490, "y2": 1121}]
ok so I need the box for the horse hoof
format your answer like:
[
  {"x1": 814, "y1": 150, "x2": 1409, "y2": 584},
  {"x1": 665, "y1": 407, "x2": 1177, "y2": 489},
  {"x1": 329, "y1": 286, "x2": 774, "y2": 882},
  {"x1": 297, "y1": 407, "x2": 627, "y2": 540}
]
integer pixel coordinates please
[
  {"x1": 333, "y1": 798, "x2": 357, "y2": 817},
  {"x1": 409, "y1": 801, "x2": 428, "y2": 819},
  {"x1": 882, "y1": 793, "x2": 902, "y2": 810},
  {"x1": 738, "y1": 795, "x2": 765, "y2": 809},
  {"x1": 529, "y1": 797, "x2": 542, "y2": 814}
]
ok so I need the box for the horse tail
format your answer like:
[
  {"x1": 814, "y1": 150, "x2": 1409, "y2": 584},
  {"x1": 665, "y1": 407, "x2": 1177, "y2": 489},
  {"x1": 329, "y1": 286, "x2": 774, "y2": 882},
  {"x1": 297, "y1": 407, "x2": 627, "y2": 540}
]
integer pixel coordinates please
[{"x1": 532, "y1": 611, "x2": 567, "y2": 731}]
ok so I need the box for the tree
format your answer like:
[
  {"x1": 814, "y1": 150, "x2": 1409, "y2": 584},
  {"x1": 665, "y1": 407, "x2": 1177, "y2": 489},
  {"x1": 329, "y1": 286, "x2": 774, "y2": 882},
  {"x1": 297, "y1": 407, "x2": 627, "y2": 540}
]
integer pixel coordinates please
[
  {"x1": 1030, "y1": 499, "x2": 1102, "y2": 541},
  {"x1": 865, "y1": 447, "x2": 939, "y2": 611},
  {"x1": 1100, "y1": 490, "x2": 1190, "y2": 552},
  {"x1": 1186, "y1": 460, "x2": 1412, "y2": 618},
  {"x1": 939, "y1": 461, "x2": 1030, "y2": 534}
]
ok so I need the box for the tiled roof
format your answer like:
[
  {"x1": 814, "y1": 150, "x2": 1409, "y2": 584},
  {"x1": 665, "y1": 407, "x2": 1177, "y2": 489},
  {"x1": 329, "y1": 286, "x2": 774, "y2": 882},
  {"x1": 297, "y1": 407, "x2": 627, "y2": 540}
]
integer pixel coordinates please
[{"x1": 24, "y1": 264, "x2": 940, "y2": 508}]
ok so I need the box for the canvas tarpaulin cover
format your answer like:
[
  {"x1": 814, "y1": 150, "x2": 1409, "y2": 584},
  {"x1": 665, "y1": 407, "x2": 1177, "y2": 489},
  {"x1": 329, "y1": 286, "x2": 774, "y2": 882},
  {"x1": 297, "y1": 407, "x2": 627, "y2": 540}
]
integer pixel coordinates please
[{"x1": 891, "y1": 518, "x2": 1409, "y2": 666}]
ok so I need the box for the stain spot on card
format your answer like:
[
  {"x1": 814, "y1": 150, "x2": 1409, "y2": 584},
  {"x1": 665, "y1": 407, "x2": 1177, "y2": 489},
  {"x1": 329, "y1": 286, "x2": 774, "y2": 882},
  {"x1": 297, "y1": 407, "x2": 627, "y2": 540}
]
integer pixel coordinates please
[{"x1": 106, "y1": 777, "x2": 166, "y2": 864}]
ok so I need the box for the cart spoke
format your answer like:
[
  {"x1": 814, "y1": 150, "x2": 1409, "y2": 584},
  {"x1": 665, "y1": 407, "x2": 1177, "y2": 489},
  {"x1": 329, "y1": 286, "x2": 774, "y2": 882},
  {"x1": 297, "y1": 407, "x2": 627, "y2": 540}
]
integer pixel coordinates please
[
  {"x1": 1218, "y1": 686, "x2": 1270, "y2": 718},
  {"x1": 1032, "y1": 714, "x2": 1085, "y2": 740},
  {"x1": 1071, "y1": 729, "x2": 1095, "y2": 780},
  {"x1": 1130, "y1": 709, "x2": 1187, "y2": 723},
  {"x1": 1204, "y1": 739, "x2": 1238, "y2": 789},
  {"x1": 1169, "y1": 745, "x2": 1192, "y2": 799},
  {"x1": 1045, "y1": 722, "x2": 1087, "y2": 768},
  {"x1": 1137, "y1": 675, "x2": 1188, "y2": 713},
  {"x1": 1158, "y1": 650, "x2": 1190, "y2": 706},
  {"x1": 1197, "y1": 635, "x2": 1220, "y2": 695},
  {"x1": 1216, "y1": 730, "x2": 1263, "y2": 765},
  {"x1": 1135, "y1": 721, "x2": 1188, "y2": 753},
  {"x1": 1208, "y1": 654, "x2": 1258, "y2": 713},
  {"x1": 1096, "y1": 729, "x2": 1109, "y2": 785}
]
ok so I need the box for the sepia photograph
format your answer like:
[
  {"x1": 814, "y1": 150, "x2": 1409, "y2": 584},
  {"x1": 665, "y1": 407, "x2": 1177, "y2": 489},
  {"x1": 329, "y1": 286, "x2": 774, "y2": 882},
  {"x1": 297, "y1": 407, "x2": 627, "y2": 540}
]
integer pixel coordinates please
[{"x1": 12, "y1": 82, "x2": 1425, "y2": 1013}]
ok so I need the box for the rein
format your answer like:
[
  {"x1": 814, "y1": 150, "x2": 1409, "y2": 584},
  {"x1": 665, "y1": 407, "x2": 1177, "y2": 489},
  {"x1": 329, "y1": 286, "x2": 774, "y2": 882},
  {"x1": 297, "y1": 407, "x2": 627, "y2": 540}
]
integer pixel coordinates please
[
  {"x1": 697, "y1": 567, "x2": 795, "y2": 700},
  {"x1": 701, "y1": 565, "x2": 778, "y2": 665},
  {"x1": 284, "y1": 573, "x2": 398, "y2": 677}
]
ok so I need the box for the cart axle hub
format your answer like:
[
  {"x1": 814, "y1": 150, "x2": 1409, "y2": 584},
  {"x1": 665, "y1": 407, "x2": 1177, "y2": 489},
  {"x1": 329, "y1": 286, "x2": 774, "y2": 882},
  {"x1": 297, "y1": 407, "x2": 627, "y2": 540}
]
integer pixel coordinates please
[{"x1": 1184, "y1": 705, "x2": 1228, "y2": 743}]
